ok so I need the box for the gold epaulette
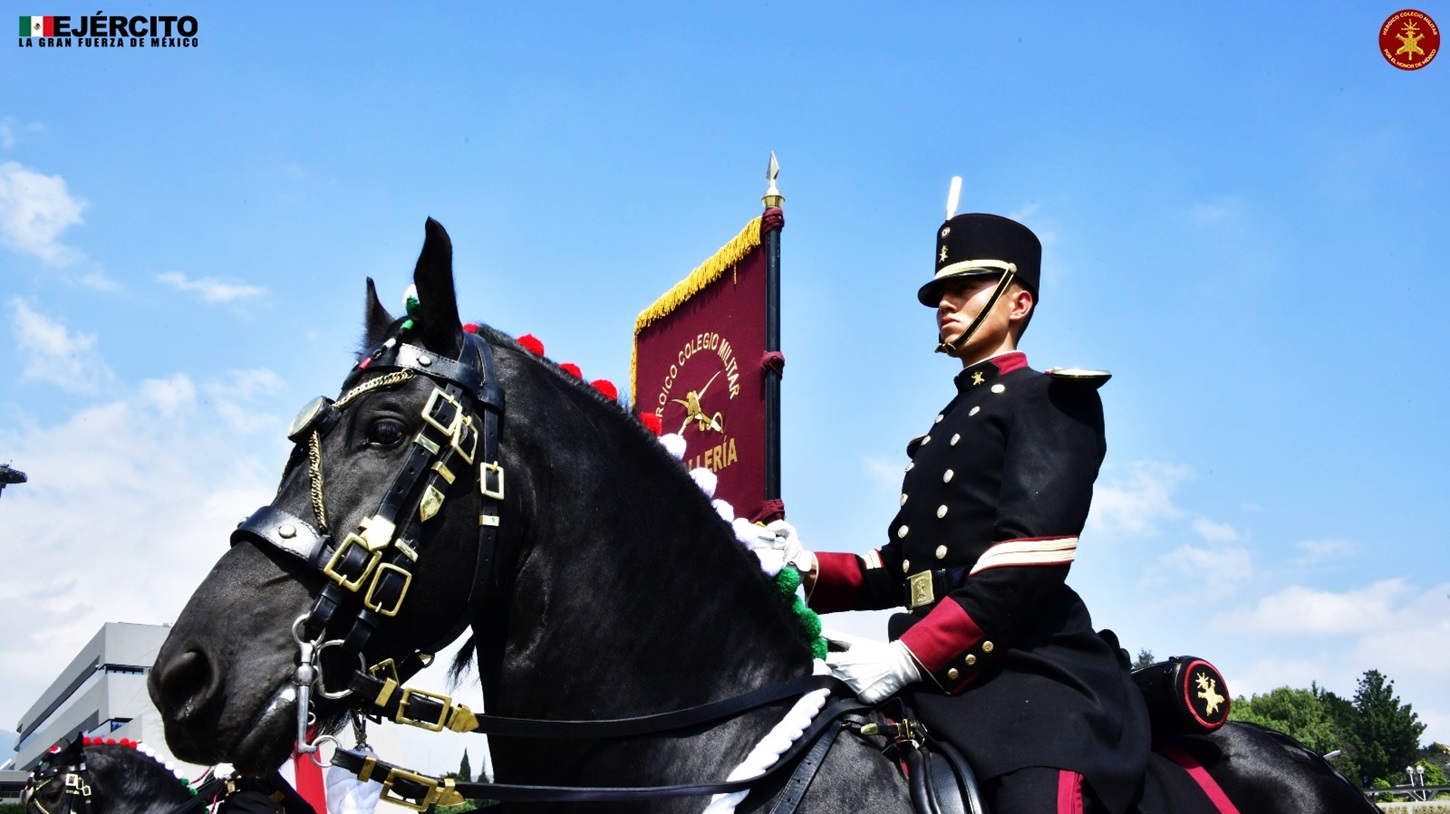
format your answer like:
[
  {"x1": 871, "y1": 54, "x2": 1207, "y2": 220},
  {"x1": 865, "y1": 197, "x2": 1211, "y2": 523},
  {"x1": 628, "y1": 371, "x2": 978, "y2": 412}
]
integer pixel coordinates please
[{"x1": 1045, "y1": 368, "x2": 1112, "y2": 388}]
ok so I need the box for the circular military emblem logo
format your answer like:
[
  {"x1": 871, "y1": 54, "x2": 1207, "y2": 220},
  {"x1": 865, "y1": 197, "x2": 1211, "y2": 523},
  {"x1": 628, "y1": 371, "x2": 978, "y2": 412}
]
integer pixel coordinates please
[
  {"x1": 1181, "y1": 659, "x2": 1231, "y2": 729},
  {"x1": 1380, "y1": 9, "x2": 1440, "y2": 70}
]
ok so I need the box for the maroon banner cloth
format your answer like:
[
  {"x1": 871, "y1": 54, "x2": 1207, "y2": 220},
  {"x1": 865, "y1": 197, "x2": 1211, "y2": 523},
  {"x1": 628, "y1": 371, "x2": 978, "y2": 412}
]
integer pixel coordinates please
[{"x1": 635, "y1": 237, "x2": 770, "y2": 519}]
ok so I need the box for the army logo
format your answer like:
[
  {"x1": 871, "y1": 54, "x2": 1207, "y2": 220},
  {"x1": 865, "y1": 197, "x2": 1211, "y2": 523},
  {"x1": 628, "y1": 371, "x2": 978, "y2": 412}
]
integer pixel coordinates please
[
  {"x1": 1194, "y1": 671, "x2": 1225, "y2": 718},
  {"x1": 1380, "y1": 9, "x2": 1440, "y2": 70}
]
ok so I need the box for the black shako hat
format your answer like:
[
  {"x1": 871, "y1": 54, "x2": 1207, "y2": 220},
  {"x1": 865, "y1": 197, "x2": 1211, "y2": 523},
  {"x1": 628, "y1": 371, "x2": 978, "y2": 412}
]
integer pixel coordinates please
[{"x1": 917, "y1": 213, "x2": 1042, "y2": 307}]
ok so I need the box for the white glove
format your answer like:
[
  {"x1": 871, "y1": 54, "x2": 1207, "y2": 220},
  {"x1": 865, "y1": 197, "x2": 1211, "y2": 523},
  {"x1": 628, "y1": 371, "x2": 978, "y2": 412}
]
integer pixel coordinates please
[
  {"x1": 757, "y1": 519, "x2": 813, "y2": 571},
  {"x1": 824, "y1": 637, "x2": 922, "y2": 704}
]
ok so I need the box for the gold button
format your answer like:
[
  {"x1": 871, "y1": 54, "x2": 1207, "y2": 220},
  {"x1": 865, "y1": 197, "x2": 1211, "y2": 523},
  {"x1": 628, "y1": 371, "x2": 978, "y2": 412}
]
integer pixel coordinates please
[
  {"x1": 943, "y1": 469, "x2": 954, "y2": 483},
  {"x1": 991, "y1": 384, "x2": 1006, "y2": 394},
  {"x1": 935, "y1": 545, "x2": 947, "y2": 559},
  {"x1": 897, "y1": 525, "x2": 909, "y2": 539},
  {"x1": 900, "y1": 493, "x2": 909, "y2": 507},
  {"x1": 905, "y1": 462, "x2": 915, "y2": 472},
  {"x1": 951, "y1": 433, "x2": 961, "y2": 446},
  {"x1": 902, "y1": 559, "x2": 911, "y2": 573},
  {"x1": 937, "y1": 505, "x2": 948, "y2": 519},
  {"x1": 947, "y1": 668, "x2": 960, "y2": 681},
  {"x1": 935, "y1": 414, "x2": 944, "y2": 423},
  {"x1": 982, "y1": 641, "x2": 994, "y2": 653},
  {"x1": 969, "y1": 406, "x2": 981, "y2": 416},
  {"x1": 965, "y1": 654, "x2": 977, "y2": 666},
  {"x1": 921, "y1": 435, "x2": 931, "y2": 445}
]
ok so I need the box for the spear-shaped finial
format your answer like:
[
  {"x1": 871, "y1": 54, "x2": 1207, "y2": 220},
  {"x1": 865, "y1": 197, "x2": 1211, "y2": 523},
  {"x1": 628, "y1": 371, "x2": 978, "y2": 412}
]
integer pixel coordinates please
[
  {"x1": 762, "y1": 151, "x2": 784, "y2": 209},
  {"x1": 945, "y1": 176, "x2": 962, "y2": 220}
]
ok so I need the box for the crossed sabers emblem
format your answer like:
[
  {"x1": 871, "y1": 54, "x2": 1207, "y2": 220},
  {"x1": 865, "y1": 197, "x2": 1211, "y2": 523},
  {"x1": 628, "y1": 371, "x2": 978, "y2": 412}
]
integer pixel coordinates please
[
  {"x1": 671, "y1": 370, "x2": 725, "y2": 434},
  {"x1": 1195, "y1": 671, "x2": 1225, "y2": 718}
]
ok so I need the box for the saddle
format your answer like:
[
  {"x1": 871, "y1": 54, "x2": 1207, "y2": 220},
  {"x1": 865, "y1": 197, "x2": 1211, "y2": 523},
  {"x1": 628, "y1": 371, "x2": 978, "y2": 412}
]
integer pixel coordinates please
[{"x1": 862, "y1": 706, "x2": 986, "y2": 814}]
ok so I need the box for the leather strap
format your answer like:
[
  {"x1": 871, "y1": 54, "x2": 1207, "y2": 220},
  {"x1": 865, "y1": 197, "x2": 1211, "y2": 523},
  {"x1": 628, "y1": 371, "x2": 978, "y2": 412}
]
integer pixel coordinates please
[
  {"x1": 351, "y1": 671, "x2": 846, "y2": 738},
  {"x1": 331, "y1": 696, "x2": 870, "y2": 805}
]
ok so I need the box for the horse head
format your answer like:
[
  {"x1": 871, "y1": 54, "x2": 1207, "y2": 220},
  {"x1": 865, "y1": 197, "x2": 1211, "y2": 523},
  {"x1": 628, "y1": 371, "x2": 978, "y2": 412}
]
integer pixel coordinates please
[
  {"x1": 150, "y1": 219, "x2": 813, "y2": 779},
  {"x1": 24, "y1": 739, "x2": 196, "y2": 814}
]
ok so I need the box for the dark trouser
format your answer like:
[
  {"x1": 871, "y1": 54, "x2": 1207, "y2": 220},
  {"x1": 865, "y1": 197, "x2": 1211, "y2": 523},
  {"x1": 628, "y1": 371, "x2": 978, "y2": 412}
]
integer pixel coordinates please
[{"x1": 985, "y1": 766, "x2": 1097, "y2": 814}]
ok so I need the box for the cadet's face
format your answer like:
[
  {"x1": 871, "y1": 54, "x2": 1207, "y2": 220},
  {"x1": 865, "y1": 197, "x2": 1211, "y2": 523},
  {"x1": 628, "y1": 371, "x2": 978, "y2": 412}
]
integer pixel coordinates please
[{"x1": 935, "y1": 275, "x2": 1020, "y2": 363}]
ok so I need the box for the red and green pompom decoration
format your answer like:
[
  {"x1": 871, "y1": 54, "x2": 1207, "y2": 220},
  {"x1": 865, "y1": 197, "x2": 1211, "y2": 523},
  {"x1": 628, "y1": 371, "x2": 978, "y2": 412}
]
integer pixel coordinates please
[
  {"x1": 560, "y1": 362, "x2": 583, "y2": 379},
  {"x1": 773, "y1": 566, "x2": 827, "y2": 660},
  {"x1": 518, "y1": 334, "x2": 545, "y2": 355},
  {"x1": 463, "y1": 323, "x2": 479, "y2": 334}
]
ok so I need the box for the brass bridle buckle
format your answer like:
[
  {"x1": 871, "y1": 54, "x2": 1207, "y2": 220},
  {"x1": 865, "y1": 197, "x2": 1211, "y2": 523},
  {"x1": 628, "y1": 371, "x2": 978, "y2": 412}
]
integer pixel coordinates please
[
  {"x1": 380, "y1": 767, "x2": 463, "y2": 811},
  {"x1": 395, "y1": 687, "x2": 453, "y2": 732}
]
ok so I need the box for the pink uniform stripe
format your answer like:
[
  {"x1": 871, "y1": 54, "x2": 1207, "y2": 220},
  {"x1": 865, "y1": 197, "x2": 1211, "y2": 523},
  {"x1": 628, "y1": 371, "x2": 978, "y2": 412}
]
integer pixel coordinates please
[
  {"x1": 1155, "y1": 741, "x2": 1242, "y2": 814},
  {"x1": 1057, "y1": 769, "x2": 1084, "y2": 814}
]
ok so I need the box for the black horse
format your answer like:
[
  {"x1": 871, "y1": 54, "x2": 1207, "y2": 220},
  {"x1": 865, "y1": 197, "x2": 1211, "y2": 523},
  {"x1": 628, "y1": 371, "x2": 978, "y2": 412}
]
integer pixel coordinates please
[
  {"x1": 22, "y1": 739, "x2": 203, "y2": 814},
  {"x1": 149, "y1": 219, "x2": 1374, "y2": 813}
]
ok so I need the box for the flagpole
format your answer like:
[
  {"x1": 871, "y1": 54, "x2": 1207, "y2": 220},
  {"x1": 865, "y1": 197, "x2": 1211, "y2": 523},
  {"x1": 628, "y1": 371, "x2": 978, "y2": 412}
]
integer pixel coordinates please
[{"x1": 761, "y1": 153, "x2": 785, "y2": 508}]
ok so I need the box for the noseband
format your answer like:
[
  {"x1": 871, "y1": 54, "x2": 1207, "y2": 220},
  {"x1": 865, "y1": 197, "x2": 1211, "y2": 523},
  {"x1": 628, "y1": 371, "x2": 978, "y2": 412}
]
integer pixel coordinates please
[{"x1": 232, "y1": 324, "x2": 507, "y2": 751}]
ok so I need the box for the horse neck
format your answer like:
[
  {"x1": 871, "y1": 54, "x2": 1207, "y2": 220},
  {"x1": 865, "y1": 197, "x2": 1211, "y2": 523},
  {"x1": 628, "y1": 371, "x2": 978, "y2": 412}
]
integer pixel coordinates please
[
  {"x1": 482, "y1": 366, "x2": 813, "y2": 720},
  {"x1": 85, "y1": 746, "x2": 192, "y2": 814}
]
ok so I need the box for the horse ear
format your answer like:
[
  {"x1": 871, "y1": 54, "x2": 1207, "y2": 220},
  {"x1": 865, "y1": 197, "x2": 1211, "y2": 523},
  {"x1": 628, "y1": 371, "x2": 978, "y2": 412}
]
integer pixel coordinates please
[
  {"x1": 413, "y1": 217, "x2": 464, "y2": 358},
  {"x1": 54, "y1": 737, "x2": 82, "y2": 761},
  {"x1": 364, "y1": 277, "x2": 395, "y2": 347}
]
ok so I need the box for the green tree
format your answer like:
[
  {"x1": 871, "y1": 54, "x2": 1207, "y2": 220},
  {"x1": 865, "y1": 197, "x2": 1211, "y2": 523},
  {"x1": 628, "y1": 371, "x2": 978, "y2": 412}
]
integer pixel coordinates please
[
  {"x1": 1230, "y1": 684, "x2": 1362, "y2": 783},
  {"x1": 1351, "y1": 669, "x2": 1426, "y2": 787},
  {"x1": 1131, "y1": 649, "x2": 1156, "y2": 670},
  {"x1": 459, "y1": 749, "x2": 473, "y2": 782}
]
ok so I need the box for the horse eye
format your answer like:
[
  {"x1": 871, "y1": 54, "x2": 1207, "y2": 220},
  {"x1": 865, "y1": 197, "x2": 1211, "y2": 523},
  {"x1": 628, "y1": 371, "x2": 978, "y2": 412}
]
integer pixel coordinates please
[{"x1": 367, "y1": 419, "x2": 406, "y2": 447}]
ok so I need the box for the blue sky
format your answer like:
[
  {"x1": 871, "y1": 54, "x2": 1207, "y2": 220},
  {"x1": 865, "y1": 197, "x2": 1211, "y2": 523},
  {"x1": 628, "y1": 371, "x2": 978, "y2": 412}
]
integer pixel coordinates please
[{"x1": 2, "y1": 1, "x2": 1447, "y2": 774}]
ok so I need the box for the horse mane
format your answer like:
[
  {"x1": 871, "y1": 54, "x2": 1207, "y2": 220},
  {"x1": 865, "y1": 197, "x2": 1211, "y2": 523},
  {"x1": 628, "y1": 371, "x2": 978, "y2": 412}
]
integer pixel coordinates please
[
  {"x1": 444, "y1": 323, "x2": 816, "y2": 684},
  {"x1": 81, "y1": 742, "x2": 195, "y2": 813}
]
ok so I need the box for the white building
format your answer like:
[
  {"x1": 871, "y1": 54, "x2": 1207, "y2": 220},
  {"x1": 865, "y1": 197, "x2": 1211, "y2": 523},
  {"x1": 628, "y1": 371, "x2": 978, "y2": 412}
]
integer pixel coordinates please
[{"x1": 10, "y1": 622, "x2": 205, "y2": 776}]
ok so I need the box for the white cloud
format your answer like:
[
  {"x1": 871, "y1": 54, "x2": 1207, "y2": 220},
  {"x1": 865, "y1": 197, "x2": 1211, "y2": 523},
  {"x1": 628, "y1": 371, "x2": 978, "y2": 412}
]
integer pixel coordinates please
[
  {"x1": 1190, "y1": 197, "x2": 1245, "y2": 227},
  {"x1": 1213, "y1": 580, "x2": 1413, "y2": 636},
  {"x1": 1192, "y1": 517, "x2": 1239, "y2": 543},
  {"x1": 1086, "y1": 460, "x2": 1191, "y2": 538},
  {"x1": 0, "y1": 380, "x2": 286, "y2": 732},
  {"x1": 0, "y1": 160, "x2": 87, "y2": 265},
  {"x1": 8, "y1": 298, "x2": 115, "y2": 393},
  {"x1": 205, "y1": 369, "x2": 284, "y2": 434},
  {"x1": 1142, "y1": 543, "x2": 1254, "y2": 598},
  {"x1": 140, "y1": 374, "x2": 197, "y2": 416},
  {"x1": 1207, "y1": 580, "x2": 1450, "y2": 742},
  {"x1": 1292, "y1": 538, "x2": 1357, "y2": 565},
  {"x1": 156, "y1": 271, "x2": 267, "y2": 303},
  {"x1": 862, "y1": 454, "x2": 906, "y2": 494}
]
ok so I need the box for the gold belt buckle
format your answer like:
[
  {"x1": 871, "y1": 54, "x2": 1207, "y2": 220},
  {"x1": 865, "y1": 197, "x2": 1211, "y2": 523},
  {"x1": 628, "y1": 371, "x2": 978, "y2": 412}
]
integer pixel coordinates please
[{"x1": 908, "y1": 571, "x2": 935, "y2": 610}]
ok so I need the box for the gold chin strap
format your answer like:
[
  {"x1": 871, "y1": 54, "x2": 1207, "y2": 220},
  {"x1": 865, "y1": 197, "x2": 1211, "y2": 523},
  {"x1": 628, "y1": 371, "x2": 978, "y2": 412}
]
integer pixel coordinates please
[{"x1": 934, "y1": 266, "x2": 1018, "y2": 355}]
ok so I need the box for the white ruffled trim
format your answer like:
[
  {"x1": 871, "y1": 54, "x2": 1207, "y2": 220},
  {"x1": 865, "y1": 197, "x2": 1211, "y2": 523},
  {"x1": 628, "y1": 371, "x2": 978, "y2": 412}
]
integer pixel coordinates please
[
  {"x1": 699, "y1": 660, "x2": 833, "y2": 814},
  {"x1": 656, "y1": 431, "x2": 827, "y2": 813}
]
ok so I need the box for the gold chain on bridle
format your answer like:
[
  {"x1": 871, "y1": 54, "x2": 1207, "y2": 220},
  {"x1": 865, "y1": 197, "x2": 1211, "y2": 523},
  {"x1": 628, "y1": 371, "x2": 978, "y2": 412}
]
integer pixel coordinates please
[{"x1": 307, "y1": 369, "x2": 416, "y2": 532}]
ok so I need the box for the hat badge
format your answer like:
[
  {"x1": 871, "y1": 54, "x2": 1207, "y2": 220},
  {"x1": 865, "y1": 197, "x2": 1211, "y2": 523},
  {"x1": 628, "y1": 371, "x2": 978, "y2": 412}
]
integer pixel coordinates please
[{"x1": 940, "y1": 226, "x2": 951, "y2": 238}]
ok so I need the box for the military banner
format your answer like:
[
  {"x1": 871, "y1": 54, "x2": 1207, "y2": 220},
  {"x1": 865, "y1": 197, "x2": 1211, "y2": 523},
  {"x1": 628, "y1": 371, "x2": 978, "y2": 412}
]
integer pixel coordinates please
[{"x1": 632, "y1": 208, "x2": 784, "y2": 523}]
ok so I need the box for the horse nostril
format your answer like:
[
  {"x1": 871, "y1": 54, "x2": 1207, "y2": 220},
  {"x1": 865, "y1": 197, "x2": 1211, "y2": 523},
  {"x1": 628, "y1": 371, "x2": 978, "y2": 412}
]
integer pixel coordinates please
[{"x1": 156, "y1": 648, "x2": 218, "y2": 721}]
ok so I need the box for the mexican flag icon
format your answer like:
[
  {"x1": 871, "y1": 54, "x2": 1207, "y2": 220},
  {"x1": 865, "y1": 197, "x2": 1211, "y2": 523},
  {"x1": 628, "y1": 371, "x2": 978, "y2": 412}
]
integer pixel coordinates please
[{"x1": 20, "y1": 16, "x2": 56, "y2": 36}]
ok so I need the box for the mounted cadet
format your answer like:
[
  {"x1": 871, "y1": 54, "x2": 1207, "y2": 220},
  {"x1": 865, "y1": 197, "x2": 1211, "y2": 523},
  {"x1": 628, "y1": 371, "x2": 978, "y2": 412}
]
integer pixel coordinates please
[{"x1": 756, "y1": 178, "x2": 1151, "y2": 812}]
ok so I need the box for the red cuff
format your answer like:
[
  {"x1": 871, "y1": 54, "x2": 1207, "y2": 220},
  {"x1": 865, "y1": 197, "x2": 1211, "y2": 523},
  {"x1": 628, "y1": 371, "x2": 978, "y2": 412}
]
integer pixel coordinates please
[
  {"x1": 808, "y1": 552, "x2": 864, "y2": 613},
  {"x1": 898, "y1": 600, "x2": 984, "y2": 672}
]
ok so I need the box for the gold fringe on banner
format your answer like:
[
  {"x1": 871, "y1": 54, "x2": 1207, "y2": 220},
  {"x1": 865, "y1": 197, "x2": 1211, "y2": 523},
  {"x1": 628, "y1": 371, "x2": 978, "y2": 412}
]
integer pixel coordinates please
[{"x1": 630, "y1": 216, "x2": 763, "y2": 404}]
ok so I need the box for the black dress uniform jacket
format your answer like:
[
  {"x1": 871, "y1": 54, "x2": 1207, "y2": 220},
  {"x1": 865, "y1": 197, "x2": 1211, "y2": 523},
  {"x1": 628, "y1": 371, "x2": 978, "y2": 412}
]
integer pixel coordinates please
[{"x1": 809, "y1": 352, "x2": 1150, "y2": 812}]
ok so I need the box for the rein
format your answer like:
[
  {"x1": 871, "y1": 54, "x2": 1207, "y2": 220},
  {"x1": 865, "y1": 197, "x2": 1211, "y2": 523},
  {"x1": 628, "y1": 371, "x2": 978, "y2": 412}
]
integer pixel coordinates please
[{"x1": 236, "y1": 322, "x2": 865, "y2": 809}]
